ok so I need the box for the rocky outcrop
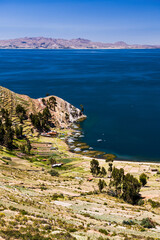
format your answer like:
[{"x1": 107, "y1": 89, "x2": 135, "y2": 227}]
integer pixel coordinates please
[{"x1": 0, "y1": 86, "x2": 86, "y2": 128}]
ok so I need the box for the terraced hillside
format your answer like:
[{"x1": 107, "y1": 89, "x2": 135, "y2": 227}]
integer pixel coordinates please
[
  {"x1": 0, "y1": 86, "x2": 160, "y2": 240},
  {"x1": 0, "y1": 135, "x2": 160, "y2": 240},
  {"x1": 0, "y1": 86, "x2": 86, "y2": 130}
]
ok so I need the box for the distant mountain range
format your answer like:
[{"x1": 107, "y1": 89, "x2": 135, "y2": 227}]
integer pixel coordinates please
[{"x1": 0, "y1": 37, "x2": 159, "y2": 49}]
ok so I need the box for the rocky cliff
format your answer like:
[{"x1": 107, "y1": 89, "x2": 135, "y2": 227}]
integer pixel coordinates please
[{"x1": 0, "y1": 86, "x2": 86, "y2": 128}]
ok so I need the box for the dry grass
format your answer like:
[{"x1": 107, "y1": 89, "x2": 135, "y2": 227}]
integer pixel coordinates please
[{"x1": 0, "y1": 132, "x2": 160, "y2": 240}]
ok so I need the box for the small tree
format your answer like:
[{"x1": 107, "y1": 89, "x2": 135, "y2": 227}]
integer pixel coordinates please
[
  {"x1": 98, "y1": 179, "x2": 106, "y2": 192},
  {"x1": 20, "y1": 144, "x2": 26, "y2": 153},
  {"x1": 42, "y1": 98, "x2": 46, "y2": 105},
  {"x1": 110, "y1": 167, "x2": 124, "y2": 195},
  {"x1": 26, "y1": 138, "x2": 32, "y2": 154},
  {"x1": 49, "y1": 169, "x2": 59, "y2": 177},
  {"x1": 139, "y1": 173, "x2": 147, "y2": 186},
  {"x1": 0, "y1": 124, "x2": 5, "y2": 145},
  {"x1": 122, "y1": 173, "x2": 141, "y2": 204},
  {"x1": 90, "y1": 159, "x2": 101, "y2": 176},
  {"x1": 1, "y1": 108, "x2": 9, "y2": 119},
  {"x1": 141, "y1": 218, "x2": 155, "y2": 228},
  {"x1": 80, "y1": 104, "x2": 84, "y2": 114},
  {"x1": 48, "y1": 96, "x2": 57, "y2": 111},
  {"x1": 101, "y1": 167, "x2": 107, "y2": 177},
  {"x1": 43, "y1": 106, "x2": 51, "y2": 122},
  {"x1": 15, "y1": 125, "x2": 23, "y2": 139},
  {"x1": 110, "y1": 167, "x2": 141, "y2": 204},
  {"x1": 16, "y1": 104, "x2": 26, "y2": 123},
  {"x1": 4, "y1": 126, "x2": 14, "y2": 150},
  {"x1": 108, "y1": 163, "x2": 113, "y2": 172}
]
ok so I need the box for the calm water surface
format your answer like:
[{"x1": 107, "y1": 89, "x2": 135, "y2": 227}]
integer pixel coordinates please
[{"x1": 0, "y1": 49, "x2": 160, "y2": 162}]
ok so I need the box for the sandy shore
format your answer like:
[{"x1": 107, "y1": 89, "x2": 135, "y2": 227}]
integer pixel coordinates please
[
  {"x1": 114, "y1": 160, "x2": 160, "y2": 166},
  {"x1": 82, "y1": 155, "x2": 160, "y2": 166}
]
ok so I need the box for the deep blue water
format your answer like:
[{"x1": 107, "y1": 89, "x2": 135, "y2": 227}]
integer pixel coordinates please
[{"x1": 0, "y1": 49, "x2": 160, "y2": 162}]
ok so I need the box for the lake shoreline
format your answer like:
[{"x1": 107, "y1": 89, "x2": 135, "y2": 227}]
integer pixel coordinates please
[
  {"x1": 82, "y1": 155, "x2": 160, "y2": 165},
  {"x1": 68, "y1": 122, "x2": 160, "y2": 164}
]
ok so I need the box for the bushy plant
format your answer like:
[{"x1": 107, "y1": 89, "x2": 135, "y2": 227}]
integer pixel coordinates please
[
  {"x1": 49, "y1": 169, "x2": 59, "y2": 177},
  {"x1": 148, "y1": 199, "x2": 160, "y2": 208},
  {"x1": 16, "y1": 104, "x2": 27, "y2": 123},
  {"x1": 139, "y1": 173, "x2": 147, "y2": 186},
  {"x1": 141, "y1": 218, "x2": 155, "y2": 228},
  {"x1": 52, "y1": 193, "x2": 64, "y2": 200},
  {"x1": 110, "y1": 167, "x2": 141, "y2": 204},
  {"x1": 122, "y1": 220, "x2": 135, "y2": 225},
  {"x1": 90, "y1": 159, "x2": 100, "y2": 176},
  {"x1": 99, "y1": 228, "x2": 109, "y2": 235},
  {"x1": 98, "y1": 179, "x2": 106, "y2": 192},
  {"x1": 105, "y1": 154, "x2": 116, "y2": 162},
  {"x1": 101, "y1": 167, "x2": 107, "y2": 177},
  {"x1": 137, "y1": 199, "x2": 144, "y2": 206}
]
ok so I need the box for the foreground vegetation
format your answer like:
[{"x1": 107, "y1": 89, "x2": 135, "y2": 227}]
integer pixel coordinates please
[
  {"x1": 0, "y1": 87, "x2": 160, "y2": 239},
  {"x1": 0, "y1": 131, "x2": 160, "y2": 239}
]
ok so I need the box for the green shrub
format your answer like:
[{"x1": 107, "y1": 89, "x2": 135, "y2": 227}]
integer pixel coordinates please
[
  {"x1": 141, "y1": 218, "x2": 155, "y2": 228},
  {"x1": 137, "y1": 199, "x2": 144, "y2": 206},
  {"x1": 19, "y1": 209, "x2": 28, "y2": 215},
  {"x1": 99, "y1": 228, "x2": 109, "y2": 235},
  {"x1": 53, "y1": 232, "x2": 76, "y2": 240},
  {"x1": 122, "y1": 220, "x2": 135, "y2": 226},
  {"x1": 40, "y1": 185, "x2": 47, "y2": 191},
  {"x1": 2, "y1": 156, "x2": 12, "y2": 161},
  {"x1": 139, "y1": 173, "x2": 147, "y2": 186},
  {"x1": 52, "y1": 193, "x2": 64, "y2": 200},
  {"x1": 48, "y1": 169, "x2": 59, "y2": 177},
  {"x1": 148, "y1": 199, "x2": 160, "y2": 208}
]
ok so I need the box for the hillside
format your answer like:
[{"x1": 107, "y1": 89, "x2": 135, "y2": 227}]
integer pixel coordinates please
[
  {"x1": 0, "y1": 86, "x2": 160, "y2": 239},
  {"x1": 0, "y1": 86, "x2": 86, "y2": 130},
  {"x1": 0, "y1": 133, "x2": 160, "y2": 239},
  {"x1": 0, "y1": 37, "x2": 159, "y2": 49}
]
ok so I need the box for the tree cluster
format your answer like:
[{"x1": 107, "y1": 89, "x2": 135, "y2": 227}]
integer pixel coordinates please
[
  {"x1": 42, "y1": 96, "x2": 57, "y2": 111},
  {"x1": 48, "y1": 96, "x2": 57, "y2": 111},
  {"x1": 90, "y1": 159, "x2": 107, "y2": 177},
  {"x1": 110, "y1": 167, "x2": 141, "y2": 204},
  {"x1": 19, "y1": 138, "x2": 32, "y2": 154},
  {"x1": 0, "y1": 109, "x2": 14, "y2": 150},
  {"x1": 16, "y1": 104, "x2": 27, "y2": 123},
  {"x1": 30, "y1": 106, "x2": 51, "y2": 131},
  {"x1": 15, "y1": 125, "x2": 23, "y2": 139}
]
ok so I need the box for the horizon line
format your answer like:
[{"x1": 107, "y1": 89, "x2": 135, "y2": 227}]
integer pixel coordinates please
[{"x1": 0, "y1": 36, "x2": 159, "y2": 46}]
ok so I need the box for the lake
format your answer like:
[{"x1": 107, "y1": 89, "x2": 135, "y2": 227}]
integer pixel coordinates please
[{"x1": 0, "y1": 49, "x2": 160, "y2": 162}]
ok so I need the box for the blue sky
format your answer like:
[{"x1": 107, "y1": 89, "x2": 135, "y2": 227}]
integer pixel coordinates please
[{"x1": 0, "y1": 0, "x2": 160, "y2": 44}]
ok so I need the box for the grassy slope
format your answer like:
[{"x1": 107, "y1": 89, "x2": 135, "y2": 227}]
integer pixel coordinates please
[
  {"x1": 0, "y1": 86, "x2": 160, "y2": 239},
  {"x1": 0, "y1": 86, "x2": 36, "y2": 114},
  {"x1": 0, "y1": 134, "x2": 160, "y2": 240}
]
